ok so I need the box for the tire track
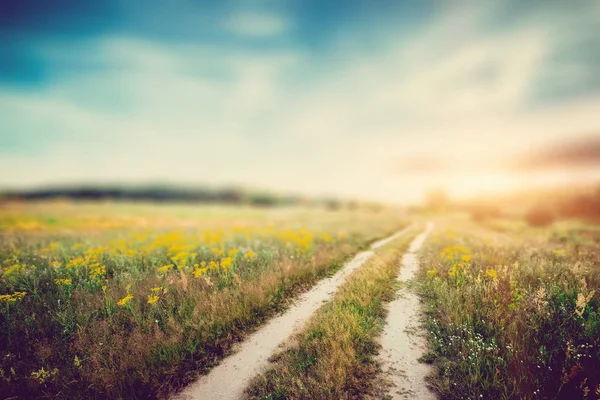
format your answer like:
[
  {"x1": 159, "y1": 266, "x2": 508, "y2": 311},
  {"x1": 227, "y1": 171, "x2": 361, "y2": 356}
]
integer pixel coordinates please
[
  {"x1": 378, "y1": 222, "x2": 436, "y2": 400},
  {"x1": 174, "y1": 226, "x2": 413, "y2": 400}
]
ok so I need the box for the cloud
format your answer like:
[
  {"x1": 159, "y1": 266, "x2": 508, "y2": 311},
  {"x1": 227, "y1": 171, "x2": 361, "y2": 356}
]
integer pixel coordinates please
[
  {"x1": 513, "y1": 135, "x2": 600, "y2": 171},
  {"x1": 225, "y1": 12, "x2": 289, "y2": 37},
  {"x1": 1, "y1": 1, "x2": 600, "y2": 203}
]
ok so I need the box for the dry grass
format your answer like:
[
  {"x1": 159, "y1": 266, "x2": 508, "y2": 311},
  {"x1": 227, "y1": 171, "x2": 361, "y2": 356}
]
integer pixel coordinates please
[
  {"x1": 0, "y1": 202, "x2": 405, "y2": 399},
  {"x1": 245, "y1": 229, "x2": 415, "y2": 400},
  {"x1": 417, "y1": 216, "x2": 600, "y2": 399}
]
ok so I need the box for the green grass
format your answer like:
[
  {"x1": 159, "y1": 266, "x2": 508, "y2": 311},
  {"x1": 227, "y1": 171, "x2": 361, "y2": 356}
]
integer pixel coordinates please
[
  {"x1": 0, "y1": 201, "x2": 406, "y2": 399},
  {"x1": 246, "y1": 228, "x2": 415, "y2": 399},
  {"x1": 417, "y1": 217, "x2": 600, "y2": 399}
]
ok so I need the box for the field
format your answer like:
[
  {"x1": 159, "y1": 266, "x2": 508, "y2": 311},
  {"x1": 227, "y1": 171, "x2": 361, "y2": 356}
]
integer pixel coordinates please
[
  {"x1": 1, "y1": 200, "x2": 599, "y2": 400},
  {"x1": 418, "y1": 216, "x2": 600, "y2": 399},
  {"x1": 0, "y1": 201, "x2": 405, "y2": 399}
]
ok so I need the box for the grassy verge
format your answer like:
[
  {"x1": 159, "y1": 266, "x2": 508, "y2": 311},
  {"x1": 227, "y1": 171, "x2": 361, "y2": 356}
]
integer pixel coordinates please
[
  {"x1": 245, "y1": 229, "x2": 415, "y2": 399},
  {"x1": 0, "y1": 203, "x2": 407, "y2": 399},
  {"x1": 417, "y1": 219, "x2": 600, "y2": 399}
]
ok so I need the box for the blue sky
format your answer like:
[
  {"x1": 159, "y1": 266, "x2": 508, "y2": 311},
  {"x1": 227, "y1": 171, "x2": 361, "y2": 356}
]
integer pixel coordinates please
[{"x1": 1, "y1": 0, "x2": 599, "y2": 202}]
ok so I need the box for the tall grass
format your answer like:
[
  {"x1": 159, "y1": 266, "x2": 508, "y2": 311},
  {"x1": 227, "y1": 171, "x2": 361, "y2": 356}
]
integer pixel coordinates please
[
  {"x1": 246, "y1": 230, "x2": 414, "y2": 399},
  {"x1": 418, "y1": 219, "x2": 600, "y2": 399},
  {"x1": 0, "y1": 203, "x2": 406, "y2": 399}
]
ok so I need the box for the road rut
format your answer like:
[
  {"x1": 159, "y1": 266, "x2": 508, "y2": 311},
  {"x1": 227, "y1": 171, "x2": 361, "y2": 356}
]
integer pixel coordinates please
[
  {"x1": 378, "y1": 222, "x2": 435, "y2": 400},
  {"x1": 174, "y1": 226, "x2": 412, "y2": 400}
]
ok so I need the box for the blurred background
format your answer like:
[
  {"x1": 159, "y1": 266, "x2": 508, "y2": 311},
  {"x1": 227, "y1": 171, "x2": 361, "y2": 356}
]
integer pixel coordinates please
[{"x1": 1, "y1": 0, "x2": 599, "y2": 207}]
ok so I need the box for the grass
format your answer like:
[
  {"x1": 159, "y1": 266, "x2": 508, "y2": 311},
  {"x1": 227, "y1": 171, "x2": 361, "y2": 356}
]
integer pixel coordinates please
[
  {"x1": 245, "y1": 227, "x2": 416, "y2": 399},
  {"x1": 0, "y1": 201, "x2": 406, "y2": 399},
  {"x1": 417, "y1": 216, "x2": 600, "y2": 399}
]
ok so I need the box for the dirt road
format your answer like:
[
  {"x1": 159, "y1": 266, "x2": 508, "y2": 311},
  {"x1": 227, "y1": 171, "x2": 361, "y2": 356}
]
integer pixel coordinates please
[
  {"x1": 378, "y1": 222, "x2": 435, "y2": 399},
  {"x1": 174, "y1": 226, "x2": 413, "y2": 400}
]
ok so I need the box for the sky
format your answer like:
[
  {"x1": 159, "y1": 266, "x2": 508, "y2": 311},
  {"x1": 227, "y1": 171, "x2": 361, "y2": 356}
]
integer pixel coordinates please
[{"x1": 1, "y1": 0, "x2": 600, "y2": 203}]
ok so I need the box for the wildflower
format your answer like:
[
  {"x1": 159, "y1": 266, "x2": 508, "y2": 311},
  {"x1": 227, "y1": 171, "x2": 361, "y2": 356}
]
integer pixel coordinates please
[
  {"x1": 117, "y1": 294, "x2": 134, "y2": 306},
  {"x1": 89, "y1": 263, "x2": 106, "y2": 280},
  {"x1": 147, "y1": 295, "x2": 160, "y2": 304},
  {"x1": 2, "y1": 263, "x2": 24, "y2": 277},
  {"x1": 244, "y1": 251, "x2": 255, "y2": 260},
  {"x1": 220, "y1": 257, "x2": 233, "y2": 269},
  {"x1": 66, "y1": 257, "x2": 85, "y2": 269},
  {"x1": 171, "y1": 251, "x2": 192, "y2": 267},
  {"x1": 150, "y1": 287, "x2": 162, "y2": 292},
  {"x1": 157, "y1": 264, "x2": 174, "y2": 273},
  {"x1": 552, "y1": 249, "x2": 566, "y2": 256},
  {"x1": 54, "y1": 278, "x2": 72, "y2": 285},
  {"x1": 193, "y1": 266, "x2": 209, "y2": 278},
  {"x1": 484, "y1": 269, "x2": 498, "y2": 281},
  {"x1": 212, "y1": 247, "x2": 224, "y2": 256},
  {"x1": 426, "y1": 270, "x2": 437, "y2": 277},
  {"x1": 228, "y1": 248, "x2": 239, "y2": 256},
  {"x1": 0, "y1": 291, "x2": 27, "y2": 303}
]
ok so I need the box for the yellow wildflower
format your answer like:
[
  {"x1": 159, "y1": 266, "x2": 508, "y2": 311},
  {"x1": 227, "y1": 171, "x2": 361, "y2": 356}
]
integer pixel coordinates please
[
  {"x1": 193, "y1": 267, "x2": 209, "y2": 278},
  {"x1": 426, "y1": 270, "x2": 437, "y2": 277},
  {"x1": 220, "y1": 257, "x2": 233, "y2": 269},
  {"x1": 484, "y1": 269, "x2": 498, "y2": 281},
  {"x1": 66, "y1": 257, "x2": 86, "y2": 269},
  {"x1": 171, "y1": 251, "x2": 193, "y2": 267},
  {"x1": 2, "y1": 263, "x2": 24, "y2": 277},
  {"x1": 147, "y1": 295, "x2": 160, "y2": 304},
  {"x1": 243, "y1": 251, "x2": 255, "y2": 260},
  {"x1": 228, "y1": 248, "x2": 239, "y2": 257},
  {"x1": 117, "y1": 294, "x2": 134, "y2": 306},
  {"x1": 89, "y1": 263, "x2": 106, "y2": 280},
  {"x1": 212, "y1": 247, "x2": 224, "y2": 256},
  {"x1": 157, "y1": 264, "x2": 174, "y2": 273},
  {"x1": 55, "y1": 278, "x2": 72, "y2": 285},
  {"x1": 448, "y1": 265, "x2": 457, "y2": 277},
  {"x1": 0, "y1": 291, "x2": 27, "y2": 303},
  {"x1": 150, "y1": 287, "x2": 162, "y2": 292}
]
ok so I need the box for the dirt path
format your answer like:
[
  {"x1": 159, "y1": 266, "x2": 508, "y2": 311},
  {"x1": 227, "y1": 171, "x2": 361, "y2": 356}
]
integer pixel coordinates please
[
  {"x1": 378, "y1": 222, "x2": 436, "y2": 400},
  {"x1": 174, "y1": 226, "x2": 413, "y2": 400}
]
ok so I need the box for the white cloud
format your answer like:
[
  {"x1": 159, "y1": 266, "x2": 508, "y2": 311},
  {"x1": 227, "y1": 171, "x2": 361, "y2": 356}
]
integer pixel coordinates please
[{"x1": 2, "y1": 2, "x2": 599, "y2": 203}]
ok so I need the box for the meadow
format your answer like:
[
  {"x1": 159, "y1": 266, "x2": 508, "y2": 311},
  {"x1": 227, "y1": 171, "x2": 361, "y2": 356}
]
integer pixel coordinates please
[
  {"x1": 0, "y1": 201, "x2": 405, "y2": 399},
  {"x1": 418, "y1": 216, "x2": 600, "y2": 399}
]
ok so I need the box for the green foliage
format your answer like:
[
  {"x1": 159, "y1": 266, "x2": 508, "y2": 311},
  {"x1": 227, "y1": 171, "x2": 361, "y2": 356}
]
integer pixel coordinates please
[
  {"x1": 0, "y1": 202, "x2": 406, "y2": 399},
  {"x1": 418, "y1": 221, "x2": 600, "y2": 399}
]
